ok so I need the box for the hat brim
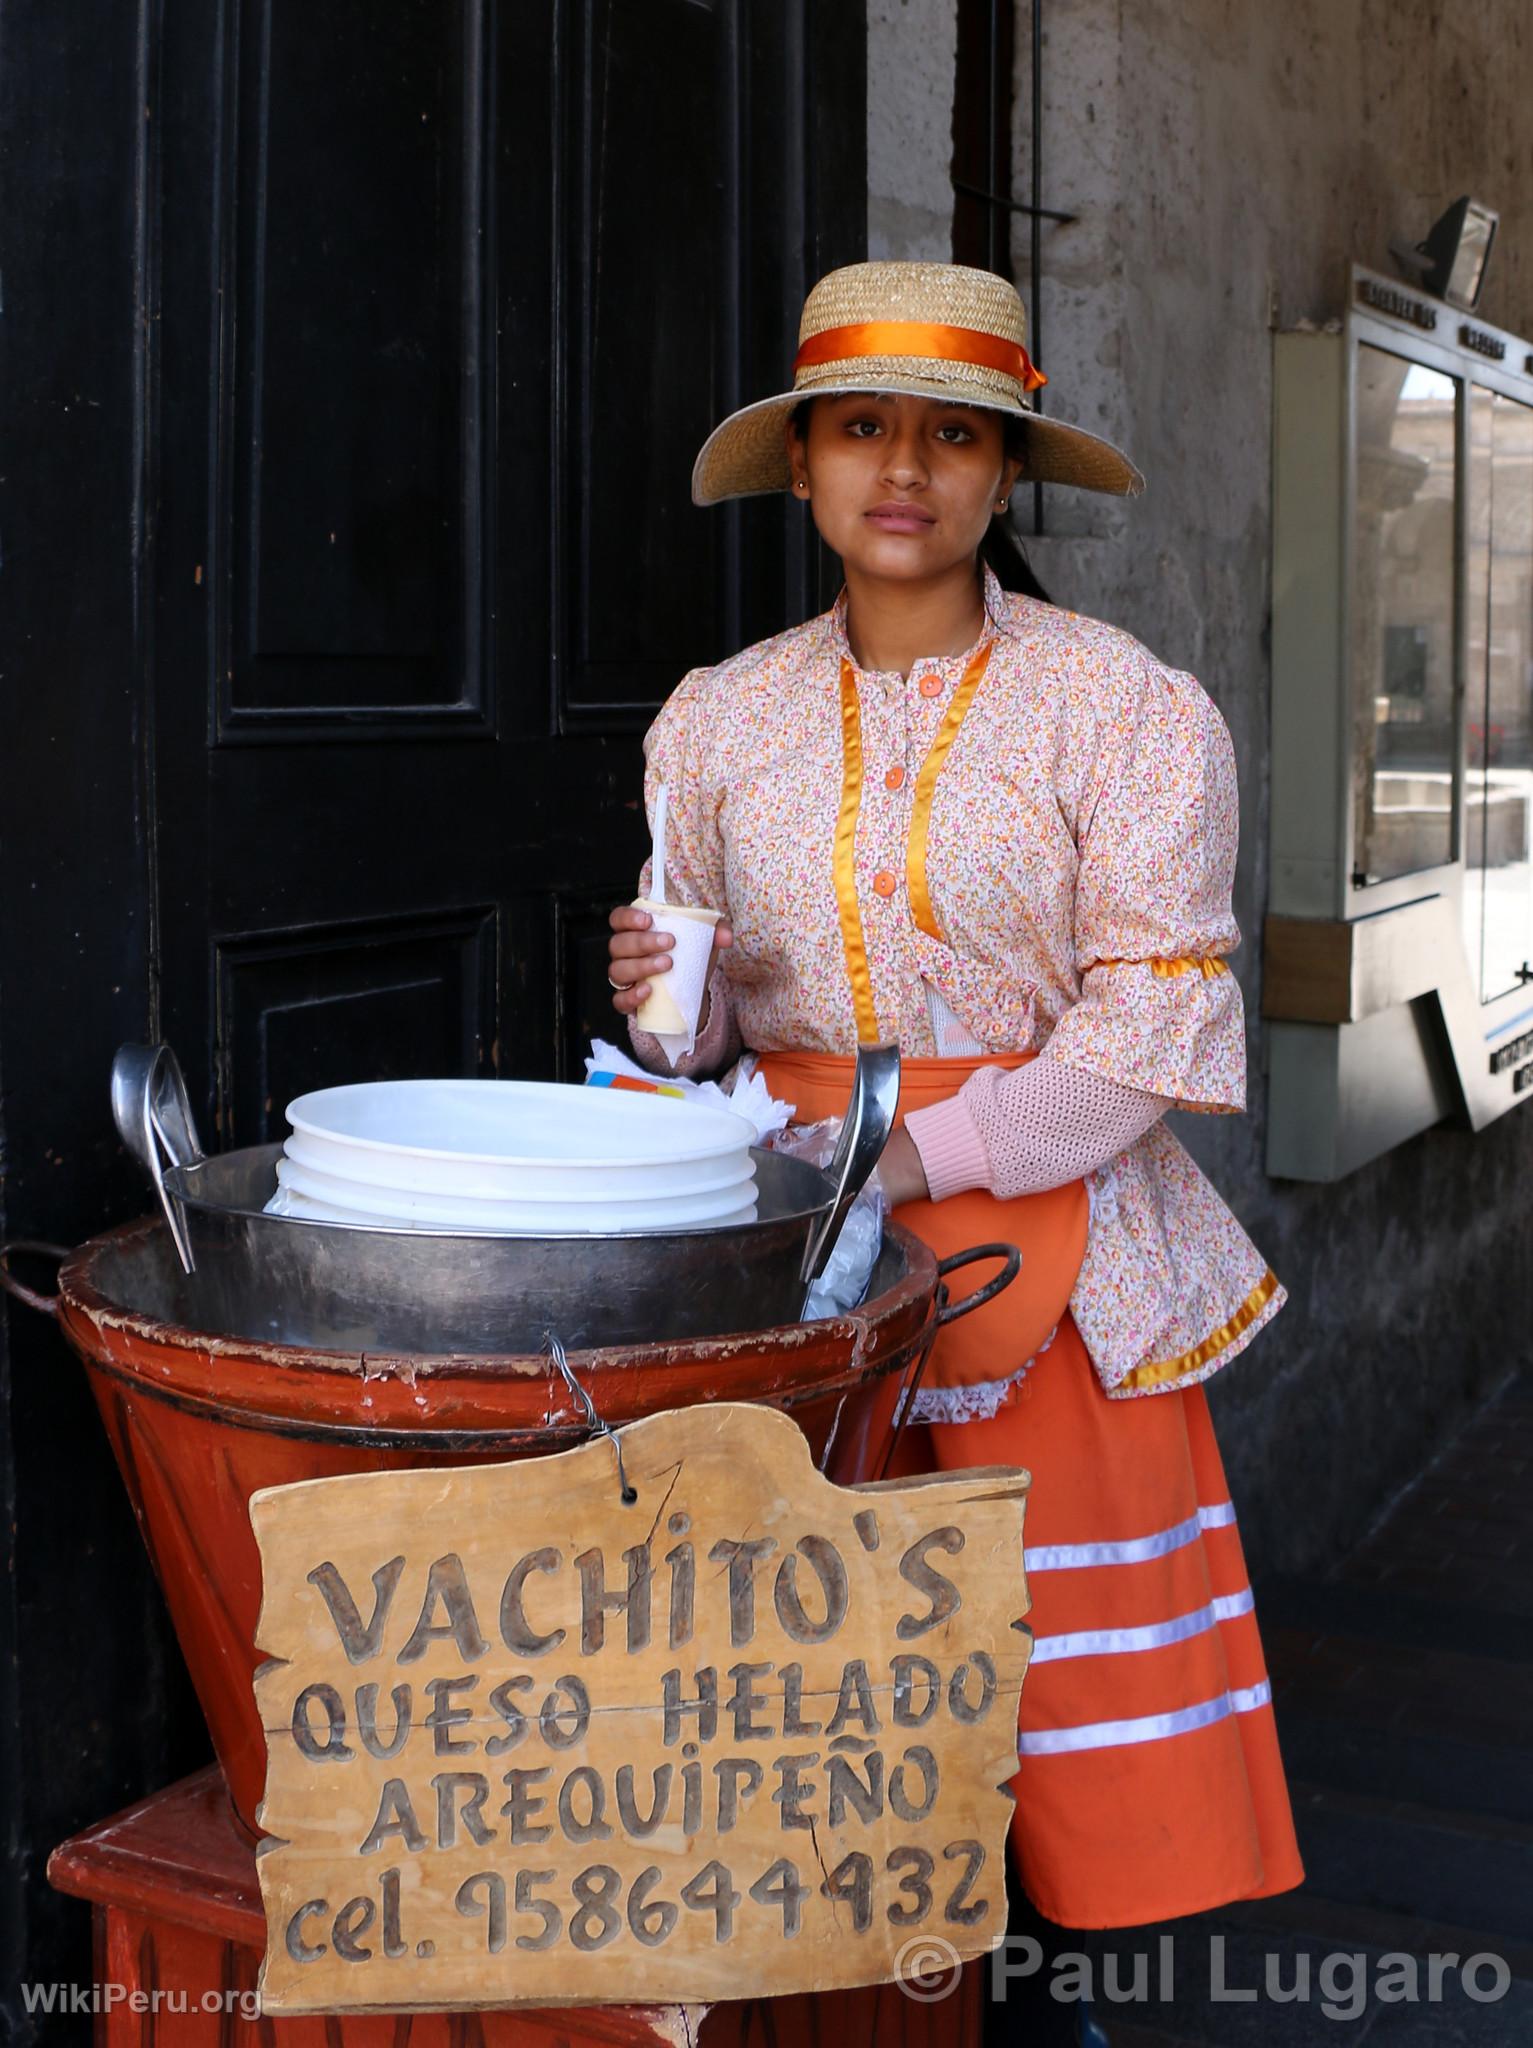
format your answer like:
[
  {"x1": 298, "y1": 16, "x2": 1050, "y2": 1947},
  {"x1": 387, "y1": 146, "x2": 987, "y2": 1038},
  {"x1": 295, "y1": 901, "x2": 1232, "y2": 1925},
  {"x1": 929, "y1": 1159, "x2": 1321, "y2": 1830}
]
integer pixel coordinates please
[{"x1": 691, "y1": 378, "x2": 1145, "y2": 505}]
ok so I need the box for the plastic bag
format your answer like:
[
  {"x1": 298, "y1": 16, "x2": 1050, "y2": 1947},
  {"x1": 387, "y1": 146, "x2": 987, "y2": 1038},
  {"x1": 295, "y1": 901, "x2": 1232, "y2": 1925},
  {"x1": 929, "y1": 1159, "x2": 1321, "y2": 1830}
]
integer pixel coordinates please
[
  {"x1": 768, "y1": 1116, "x2": 886, "y2": 1320},
  {"x1": 584, "y1": 1040, "x2": 793, "y2": 1145}
]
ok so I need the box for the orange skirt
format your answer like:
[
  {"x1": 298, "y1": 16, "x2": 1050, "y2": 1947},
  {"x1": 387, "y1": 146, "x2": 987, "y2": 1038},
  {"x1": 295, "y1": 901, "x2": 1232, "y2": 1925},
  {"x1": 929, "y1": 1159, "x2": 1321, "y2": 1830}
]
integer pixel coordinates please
[{"x1": 758, "y1": 1051, "x2": 1304, "y2": 1930}]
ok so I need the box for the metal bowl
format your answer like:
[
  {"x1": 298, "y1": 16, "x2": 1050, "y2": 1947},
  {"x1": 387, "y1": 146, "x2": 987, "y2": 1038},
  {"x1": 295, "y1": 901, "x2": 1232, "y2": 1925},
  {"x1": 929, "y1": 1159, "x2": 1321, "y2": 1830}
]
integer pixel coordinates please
[
  {"x1": 108, "y1": 1041, "x2": 903, "y2": 1353},
  {"x1": 153, "y1": 1141, "x2": 847, "y2": 1352}
]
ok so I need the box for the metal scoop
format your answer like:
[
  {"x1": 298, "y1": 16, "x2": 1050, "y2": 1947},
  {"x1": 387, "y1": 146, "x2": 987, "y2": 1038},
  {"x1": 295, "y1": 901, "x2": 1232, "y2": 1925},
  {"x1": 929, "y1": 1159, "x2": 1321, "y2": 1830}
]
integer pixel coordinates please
[
  {"x1": 798, "y1": 1039, "x2": 901, "y2": 1295},
  {"x1": 111, "y1": 1043, "x2": 204, "y2": 1274}
]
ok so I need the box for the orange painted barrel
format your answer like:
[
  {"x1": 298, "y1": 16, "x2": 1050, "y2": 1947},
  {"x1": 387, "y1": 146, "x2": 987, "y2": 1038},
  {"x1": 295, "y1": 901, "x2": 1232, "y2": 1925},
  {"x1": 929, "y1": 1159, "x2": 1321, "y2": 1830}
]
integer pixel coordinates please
[{"x1": 50, "y1": 1215, "x2": 940, "y2": 1837}]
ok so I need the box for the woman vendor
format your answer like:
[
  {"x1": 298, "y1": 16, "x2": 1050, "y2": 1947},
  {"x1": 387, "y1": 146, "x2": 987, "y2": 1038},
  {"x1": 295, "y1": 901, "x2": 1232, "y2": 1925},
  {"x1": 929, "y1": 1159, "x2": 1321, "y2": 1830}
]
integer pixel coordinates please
[{"x1": 607, "y1": 260, "x2": 1303, "y2": 2023}]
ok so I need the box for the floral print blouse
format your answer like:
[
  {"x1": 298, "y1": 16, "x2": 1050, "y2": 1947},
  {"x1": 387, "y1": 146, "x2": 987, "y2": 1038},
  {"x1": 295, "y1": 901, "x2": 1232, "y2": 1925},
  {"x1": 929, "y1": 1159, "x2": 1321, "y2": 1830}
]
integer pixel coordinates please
[{"x1": 636, "y1": 563, "x2": 1284, "y2": 1396}]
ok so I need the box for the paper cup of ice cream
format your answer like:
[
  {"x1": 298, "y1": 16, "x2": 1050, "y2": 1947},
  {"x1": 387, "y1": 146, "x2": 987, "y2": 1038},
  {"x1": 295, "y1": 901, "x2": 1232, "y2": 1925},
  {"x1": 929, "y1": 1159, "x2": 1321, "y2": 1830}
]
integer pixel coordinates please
[{"x1": 631, "y1": 899, "x2": 722, "y2": 1046}]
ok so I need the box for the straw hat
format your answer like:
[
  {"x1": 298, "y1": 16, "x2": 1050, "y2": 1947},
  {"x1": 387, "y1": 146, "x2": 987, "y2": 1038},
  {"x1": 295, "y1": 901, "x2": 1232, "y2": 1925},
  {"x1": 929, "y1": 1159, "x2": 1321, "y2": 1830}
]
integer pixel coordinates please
[{"x1": 692, "y1": 259, "x2": 1143, "y2": 505}]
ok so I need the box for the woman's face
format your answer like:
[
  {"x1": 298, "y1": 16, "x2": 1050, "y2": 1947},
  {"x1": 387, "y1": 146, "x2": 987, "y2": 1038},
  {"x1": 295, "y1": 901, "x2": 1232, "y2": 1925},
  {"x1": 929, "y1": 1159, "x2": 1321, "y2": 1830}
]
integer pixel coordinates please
[{"x1": 785, "y1": 391, "x2": 1024, "y2": 582}]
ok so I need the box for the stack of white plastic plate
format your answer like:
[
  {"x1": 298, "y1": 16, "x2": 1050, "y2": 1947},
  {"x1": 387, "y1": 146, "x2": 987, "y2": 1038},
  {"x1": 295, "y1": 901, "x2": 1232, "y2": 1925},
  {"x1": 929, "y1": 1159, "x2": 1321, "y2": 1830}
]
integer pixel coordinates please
[{"x1": 263, "y1": 1079, "x2": 758, "y2": 1235}]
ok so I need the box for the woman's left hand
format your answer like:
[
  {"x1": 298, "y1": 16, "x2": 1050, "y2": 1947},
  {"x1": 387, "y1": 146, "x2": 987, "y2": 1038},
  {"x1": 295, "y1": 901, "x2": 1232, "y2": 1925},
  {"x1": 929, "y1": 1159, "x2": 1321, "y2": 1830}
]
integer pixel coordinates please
[{"x1": 876, "y1": 1127, "x2": 930, "y2": 1209}]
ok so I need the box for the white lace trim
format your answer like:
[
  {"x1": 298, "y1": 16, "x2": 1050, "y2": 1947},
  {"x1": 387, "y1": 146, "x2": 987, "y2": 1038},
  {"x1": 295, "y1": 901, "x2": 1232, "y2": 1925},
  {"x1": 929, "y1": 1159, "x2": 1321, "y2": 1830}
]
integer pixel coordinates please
[{"x1": 901, "y1": 1323, "x2": 1060, "y2": 1426}]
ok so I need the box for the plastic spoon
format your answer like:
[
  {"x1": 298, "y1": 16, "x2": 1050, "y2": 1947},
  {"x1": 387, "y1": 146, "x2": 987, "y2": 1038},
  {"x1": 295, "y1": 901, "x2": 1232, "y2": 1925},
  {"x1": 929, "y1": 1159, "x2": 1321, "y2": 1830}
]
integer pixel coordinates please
[{"x1": 651, "y1": 783, "x2": 668, "y2": 906}]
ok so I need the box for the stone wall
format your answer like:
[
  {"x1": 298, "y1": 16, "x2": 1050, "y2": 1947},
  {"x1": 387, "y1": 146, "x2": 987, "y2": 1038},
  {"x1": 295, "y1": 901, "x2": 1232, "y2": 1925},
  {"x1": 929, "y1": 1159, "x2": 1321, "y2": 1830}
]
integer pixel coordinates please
[
  {"x1": 868, "y1": 0, "x2": 1533, "y2": 1573},
  {"x1": 868, "y1": 0, "x2": 959, "y2": 259}
]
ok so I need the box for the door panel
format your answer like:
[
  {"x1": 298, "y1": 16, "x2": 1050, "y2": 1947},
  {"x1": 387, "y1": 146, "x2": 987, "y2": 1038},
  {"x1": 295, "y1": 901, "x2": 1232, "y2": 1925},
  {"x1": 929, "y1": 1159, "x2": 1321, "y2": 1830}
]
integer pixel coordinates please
[
  {"x1": 215, "y1": 907, "x2": 498, "y2": 1146},
  {"x1": 227, "y1": 0, "x2": 484, "y2": 724}
]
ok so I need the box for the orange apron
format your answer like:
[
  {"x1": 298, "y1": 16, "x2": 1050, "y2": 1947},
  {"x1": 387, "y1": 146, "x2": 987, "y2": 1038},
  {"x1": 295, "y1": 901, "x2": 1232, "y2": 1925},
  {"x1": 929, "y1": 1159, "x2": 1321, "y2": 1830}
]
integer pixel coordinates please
[
  {"x1": 759, "y1": 1048, "x2": 1303, "y2": 1928},
  {"x1": 747, "y1": 643, "x2": 1302, "y2": 1927}
]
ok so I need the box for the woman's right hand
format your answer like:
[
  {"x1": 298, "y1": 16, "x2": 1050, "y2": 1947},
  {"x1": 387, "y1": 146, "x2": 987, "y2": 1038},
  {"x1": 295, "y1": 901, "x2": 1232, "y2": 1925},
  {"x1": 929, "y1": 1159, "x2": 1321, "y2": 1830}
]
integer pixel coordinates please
[{"x1": 607, "y1": 904, "x2": 733, "y2": 1018}]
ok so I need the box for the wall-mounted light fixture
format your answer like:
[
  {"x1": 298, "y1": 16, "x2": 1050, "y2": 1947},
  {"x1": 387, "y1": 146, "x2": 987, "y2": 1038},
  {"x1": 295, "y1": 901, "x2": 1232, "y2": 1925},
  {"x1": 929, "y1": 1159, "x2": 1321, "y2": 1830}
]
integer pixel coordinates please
[{"x1": 1392, "y1": 196, "x2": 1498, "y2": 310}]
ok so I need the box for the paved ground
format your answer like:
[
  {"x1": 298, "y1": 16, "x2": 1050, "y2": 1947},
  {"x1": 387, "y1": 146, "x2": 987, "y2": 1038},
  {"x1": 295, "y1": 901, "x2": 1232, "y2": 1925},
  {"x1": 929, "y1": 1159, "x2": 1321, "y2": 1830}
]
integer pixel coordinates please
[{"x1": 1039, "y1": 1369, "x2": 1533, "y2": 2045}]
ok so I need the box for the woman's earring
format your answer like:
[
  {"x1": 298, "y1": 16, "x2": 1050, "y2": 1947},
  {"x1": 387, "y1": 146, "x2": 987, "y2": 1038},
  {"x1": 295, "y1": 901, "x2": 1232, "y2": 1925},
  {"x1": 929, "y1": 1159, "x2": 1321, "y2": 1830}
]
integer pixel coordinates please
[
  {"x1": 996, "y1": 497, "x2": 1010, "y2": 512},
  {"x1": 795, "y1": 480, "x2": 808, "y2": 494}
]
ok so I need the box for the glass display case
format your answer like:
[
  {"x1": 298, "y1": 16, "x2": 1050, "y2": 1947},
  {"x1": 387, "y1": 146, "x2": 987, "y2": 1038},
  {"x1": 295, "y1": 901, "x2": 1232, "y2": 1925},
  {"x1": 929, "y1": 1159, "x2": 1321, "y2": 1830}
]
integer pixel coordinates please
[
  {"x1": 1267, "y1": 268, "x2": 1533, "y2": 1178},
  {"x1": 1464, "y1": 384, "x2": 1533, "y2": 1004},
  {"x1": 1350, "y1": 349, "x2": 1458, "y2": 888}
]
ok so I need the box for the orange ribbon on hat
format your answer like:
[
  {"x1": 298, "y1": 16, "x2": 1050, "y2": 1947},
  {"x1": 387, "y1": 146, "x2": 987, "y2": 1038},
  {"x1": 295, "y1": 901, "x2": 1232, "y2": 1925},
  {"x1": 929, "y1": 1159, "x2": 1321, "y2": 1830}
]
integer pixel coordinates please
[{"x1": 793, "y1": 319, "x2": 1047, "y2": 393}]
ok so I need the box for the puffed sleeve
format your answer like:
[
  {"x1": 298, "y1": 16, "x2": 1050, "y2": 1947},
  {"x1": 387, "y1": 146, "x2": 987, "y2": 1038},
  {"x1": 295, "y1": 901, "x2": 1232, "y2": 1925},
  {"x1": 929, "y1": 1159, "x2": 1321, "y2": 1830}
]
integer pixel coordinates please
[
  {"x1": 1039, "y1": 652, "x2": 1246, "y2": 1111},
  {"x1": 625, "y1": 670, "x2": 741, "y2": 1078}
]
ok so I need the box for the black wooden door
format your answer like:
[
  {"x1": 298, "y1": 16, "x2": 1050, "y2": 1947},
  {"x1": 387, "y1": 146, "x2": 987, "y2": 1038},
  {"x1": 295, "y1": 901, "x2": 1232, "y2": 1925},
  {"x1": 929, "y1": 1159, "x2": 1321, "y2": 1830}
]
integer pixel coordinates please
[
  {"x1": 154, "y1": 0, "x2": 865, "y2": 1139},
  {"x1": 0, "y1": 0, "x2": 865, "y2": 2017}
]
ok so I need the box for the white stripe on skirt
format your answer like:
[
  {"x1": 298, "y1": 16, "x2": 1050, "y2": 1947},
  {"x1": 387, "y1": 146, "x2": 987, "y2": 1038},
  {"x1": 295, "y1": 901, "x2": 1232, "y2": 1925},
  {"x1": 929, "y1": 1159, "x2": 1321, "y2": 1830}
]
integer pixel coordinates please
[
  {"x1": 1016, "y1": 1680, "x2": 1273, "y2": 1756},
  {"x1": 1030, "y1": 1587, "x2": 1255, "y2": 1664},
  {"x1": 1025, "y1": 1500, "x2": 1236, "y2": 1574}
]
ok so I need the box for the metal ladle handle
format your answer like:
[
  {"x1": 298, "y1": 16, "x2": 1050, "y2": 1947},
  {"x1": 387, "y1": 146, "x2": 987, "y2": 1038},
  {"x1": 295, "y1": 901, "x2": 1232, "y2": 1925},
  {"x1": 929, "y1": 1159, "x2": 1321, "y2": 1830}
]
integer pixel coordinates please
[
  {"x1": 110, "y1": 1043, "x2": 205, "y2": 1275},
  {"x1": 798, "y1": 1039, "x2": 901, "y2": 1289}
]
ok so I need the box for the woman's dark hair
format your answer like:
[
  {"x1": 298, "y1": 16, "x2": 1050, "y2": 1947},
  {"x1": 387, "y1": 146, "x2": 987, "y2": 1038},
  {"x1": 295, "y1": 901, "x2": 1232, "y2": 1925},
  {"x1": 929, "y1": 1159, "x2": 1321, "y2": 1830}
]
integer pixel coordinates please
[
  {"x1": 983, "y1": 415, "x2": 1051, "y2": 600},
  {"x1": 788, "y1": 399, "x2": 1052, "y2": 605}
]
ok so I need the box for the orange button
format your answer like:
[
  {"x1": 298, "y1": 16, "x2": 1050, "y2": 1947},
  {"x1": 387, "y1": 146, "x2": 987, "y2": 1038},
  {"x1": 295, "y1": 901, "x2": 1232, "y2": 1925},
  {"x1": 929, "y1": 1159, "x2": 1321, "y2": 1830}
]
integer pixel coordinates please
[
  {"x1": 918, "y1": 674, "x2": 943, "y2": 698},
  {"x1": 885, "y1": 765, "x2": 906, "y2": 791},
  {"x1": 873, "y1": 871, "x2": 897, "y2": 898}
]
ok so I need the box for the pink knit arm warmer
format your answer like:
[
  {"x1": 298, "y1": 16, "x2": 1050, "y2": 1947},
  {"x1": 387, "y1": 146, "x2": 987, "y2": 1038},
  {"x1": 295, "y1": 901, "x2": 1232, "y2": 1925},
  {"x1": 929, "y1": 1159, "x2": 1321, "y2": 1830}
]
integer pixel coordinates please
[
  {"x1": 904, "y1": 1058, "x2": 1170, "y2": 1204},
  {"x1": 626, "y1": 968, "x2": 742, "y2": 1080}
]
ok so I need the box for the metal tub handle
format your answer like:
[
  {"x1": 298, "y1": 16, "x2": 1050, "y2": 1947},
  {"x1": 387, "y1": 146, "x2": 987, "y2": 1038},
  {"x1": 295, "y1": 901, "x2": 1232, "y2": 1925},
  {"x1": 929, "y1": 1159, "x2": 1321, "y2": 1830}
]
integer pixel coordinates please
[
  {"x1": 934, "y1": 1241, "x2": 1022, "y2": 1326},
  {"x1": 0, "y1": 1240, "x2": 69, "y2": 1318}
]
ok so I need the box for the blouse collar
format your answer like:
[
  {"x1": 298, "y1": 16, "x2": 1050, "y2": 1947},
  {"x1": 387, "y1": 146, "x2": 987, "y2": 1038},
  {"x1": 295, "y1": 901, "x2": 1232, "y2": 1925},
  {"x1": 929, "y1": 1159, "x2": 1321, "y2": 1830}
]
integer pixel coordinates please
[{"x1": 823, "y1": 561, "x2": 1017, "y2": 677}]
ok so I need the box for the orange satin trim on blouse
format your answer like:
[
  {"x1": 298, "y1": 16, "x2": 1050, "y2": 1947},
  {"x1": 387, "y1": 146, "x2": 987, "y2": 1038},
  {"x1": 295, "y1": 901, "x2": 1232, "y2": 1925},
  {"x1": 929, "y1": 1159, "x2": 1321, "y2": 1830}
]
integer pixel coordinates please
[
  {"x1": 906, "y1": 641, "x2": 995, "y2": 943},
  {"x1": 833, "y1": 668, "x2": 880, "y2": 1044},
  {"x1": 1091, "y1": 955, "x2": 1232, "y2": 980},
  {"x1": 1117, "y1": 1266, "x2": 1281, "y2": 1394},
  {"x1": 793, "y1": 320, "x2": 1047, "y2": 394}
]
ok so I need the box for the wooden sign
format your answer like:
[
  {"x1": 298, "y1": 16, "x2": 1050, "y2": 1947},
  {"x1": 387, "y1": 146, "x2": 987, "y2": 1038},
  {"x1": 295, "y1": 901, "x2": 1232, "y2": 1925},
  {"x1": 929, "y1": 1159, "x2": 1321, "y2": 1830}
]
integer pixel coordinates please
[{"x1": 252, "y1": 1402, "x2": 1030, "y2": 2017}]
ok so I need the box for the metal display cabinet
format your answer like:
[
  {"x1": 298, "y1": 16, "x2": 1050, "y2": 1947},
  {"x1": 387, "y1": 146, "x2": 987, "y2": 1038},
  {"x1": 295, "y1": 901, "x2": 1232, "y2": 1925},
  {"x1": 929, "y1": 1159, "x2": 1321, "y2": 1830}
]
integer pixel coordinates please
[{"x1": 1267, "y1": 266, "x2": 1533, "y2": 1178}]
